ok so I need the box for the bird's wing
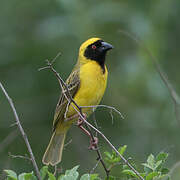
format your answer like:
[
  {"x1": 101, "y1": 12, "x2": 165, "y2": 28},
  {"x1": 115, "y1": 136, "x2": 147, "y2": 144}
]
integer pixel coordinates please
[{"x1": 52, "y1": 67, "x2": 80, "y2": 131}]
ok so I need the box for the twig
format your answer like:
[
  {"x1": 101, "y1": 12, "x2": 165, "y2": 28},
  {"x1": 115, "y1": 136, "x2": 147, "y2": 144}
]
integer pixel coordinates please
[
  {"x1": 92, "y1": 108, "x2": 99, "y2": 137},
  {"x1": 0, "y1": 82, "x2": 41, "y2": 180},
  {"x1": 64, "y1": 139, "x2": 72, "y2": 148},
  {"x1": 39, "y1": 59, "x2": 144, "y2": 180},
  {"x1": 8, "y1": 152, "x2": 31, "y2": 162},
  {"x1": 54, "y1": 165, "x2": 57, "y2": 176},
  {"x1": 0, "y1": 130, "x2": 18, "y2": 154},
  {"x1": 90, "y1": 158, "x2": 101, "y2": 174},
  {"x1": 79, "y1": 108, "x2": 110, "y2": 178},
  {"x1": 80, "y1": 105, "x2": 124, "y2": 119},
  {"x1": 119, "y1": 30, "x2": 180, "y2": 126}
]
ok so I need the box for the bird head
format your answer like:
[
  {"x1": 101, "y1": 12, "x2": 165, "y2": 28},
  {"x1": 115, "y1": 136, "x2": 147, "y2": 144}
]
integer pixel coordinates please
[{"x1": 78, "y1": 38, "x2": 113, "y2": 66}]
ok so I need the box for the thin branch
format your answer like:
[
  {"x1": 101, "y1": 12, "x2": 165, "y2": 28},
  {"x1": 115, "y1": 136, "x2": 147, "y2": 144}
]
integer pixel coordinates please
[
  {"x1": 79, "y1": 109, "x2": 110, "y2": 178},
  {"x1": 64, "y1": 139, "x2": 72, "y2": 148},
  {"x1": 0, "y1": 82, "x2": 41, "y2": 180},
  {"x1": 80, "y1": 105, "x2": 124, "y2": 120},
  {"x1": 90, "y1": 158, "x2": 101, "y2": 174},
  {"x1": 8, "y1": 152, "x2": 31, "y2": 162},
  {"x1": 119, "y1": 30, "x2": 180, "y2": 126},
  {"x1": 92, "y1": 108, "x2": 99, "y2": 137},
  {"x1": 54, "y1": 165, "x2": 57, "y2": 176},
  {"x1": 40, "y1": 59, "x2": 144, "y2": 180}
]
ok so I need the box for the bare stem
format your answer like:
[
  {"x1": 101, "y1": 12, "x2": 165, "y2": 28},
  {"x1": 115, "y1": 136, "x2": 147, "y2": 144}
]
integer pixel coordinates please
[
  {"x1": 0, "y1": 82, "x2": 41, "y2": 180},
  {"x1": 80, "y1": 105, "x2": 124, "y2": 119},
  {"x1": 8, "y1": 152, "x2": 31, "y2": 161}
]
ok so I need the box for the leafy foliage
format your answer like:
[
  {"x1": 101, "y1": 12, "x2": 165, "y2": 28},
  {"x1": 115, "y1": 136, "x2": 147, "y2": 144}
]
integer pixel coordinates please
[
  {"x1": 4, "y1": 146, "x2": 171, "y2": 180},
  {"x1": 122, "y1": 152, "x2": 170, "y2": 180},
  {"x1": 104, "y1": 146, "x2": 170, "y2": 180},
  {"x1": 4, "y1": 166, "x2": 100, "y2": 180}
]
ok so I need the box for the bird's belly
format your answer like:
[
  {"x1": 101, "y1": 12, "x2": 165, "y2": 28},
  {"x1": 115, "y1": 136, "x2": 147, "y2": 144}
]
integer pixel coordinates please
[
  {"x1": 75, "y1": 78, "x2": 105, "y2": 107},
  {"x1": 67, "y1": 62, "x2": 108, "y2": 117}
]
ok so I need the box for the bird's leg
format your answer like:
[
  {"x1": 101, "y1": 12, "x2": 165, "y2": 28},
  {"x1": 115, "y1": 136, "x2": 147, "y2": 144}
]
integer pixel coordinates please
[{"x1": 77, "y1": 113, "x2": 98, "y2": 150}]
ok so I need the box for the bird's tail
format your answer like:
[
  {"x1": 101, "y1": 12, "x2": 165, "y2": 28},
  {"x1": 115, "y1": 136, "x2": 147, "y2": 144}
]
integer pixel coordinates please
[{"x1": 42, "y1": 130, "x2": 67, "y2": 166}]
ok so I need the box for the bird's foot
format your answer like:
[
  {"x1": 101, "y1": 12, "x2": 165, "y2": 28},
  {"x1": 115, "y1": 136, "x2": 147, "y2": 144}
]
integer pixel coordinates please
[
  {"x1": 77, "y1": 113, "x2": 87, "y2": 127},
  {"x1": 77, "y1": 113, "x2": 98, "y2": 150},
  {"x1": 89, "y1": 137, "x2": 98, "y2": 150}
]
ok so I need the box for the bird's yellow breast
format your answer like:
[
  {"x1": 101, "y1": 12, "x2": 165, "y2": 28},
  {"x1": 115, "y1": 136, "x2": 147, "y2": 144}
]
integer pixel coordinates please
[{"x1": 67, "y1": 61, "x2": 108, "y2": 117}]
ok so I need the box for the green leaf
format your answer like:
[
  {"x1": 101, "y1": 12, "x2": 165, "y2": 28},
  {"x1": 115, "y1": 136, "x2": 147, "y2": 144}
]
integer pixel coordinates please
[
  {"x1": 104, "y1": 151, "x2": 113, "y2": 160},
  {"x1": 142, "y1": 163, "x2": 154, "y2": 171},
  {"x1": 145, "y1": 172, "x2": 159, "y2": 180},
  {"x1": 154, "y1": 160, "x2": 163, "y2": 170},
  {"x1": 111, "y1": 157, "x2": 120, "y2": 163},
  {"x1": 80, "y1": 174, "x2": 90, "y2": 180},
  {"x1": 18, "y1": 172, "x2": 37, "y2": 180},
  {"x1": 47, "y1": 172, "x2": 56, "y2": 180},
  {"x1": 65, "y1": 165, "x2": 79, "y2": 176},
  {"x1": 161, "y1": 168, "x2": 169, "y2": 174},
  {"x1": 147, "y1": 154, "x2": 155, "y2": 169},
  {"x1": 59, "y1": 166, "x2": 79, "y2": 180},
  {"x1": 111, "y1": 151, "x2": 116, "y2": 159},
  {"x1": 143, "y1": 166, "x2": 152, "y2": 174},
  {"x1": 59, "y1": 175, "x2": 77, "y2": 180},
  {"x1": 156, "y1": 152, "x2": 168, "y2": 162},
  {"x1": 4, "y1": 170, "x2": 17, "y2": 180},
  {"x1": 18, "y1": 173, "x2": 26, "y2": 180},
  {"x1": 105, "y1": 175, "x2": 116, "y2": 180},
  {"x1": 104, "y1": 157, "x2": 115, "y2": 164},
  {"x1": 122, "y1": 169, "x2": 138, "y2": 178},
  {"x1": 140, "y1": 173, "x2": 146, "y2": 178},
  {"x1": 90, "y1": 174, "x2": 101, "y2": 180},
  {"x1": 40, "y1": 166, "x2": 48, "y2": 180},
  {"x1": 79, "y1": 174, "x2": 101, "y2": 180},
  {"x1": 58, "y1": 175, "x2": 64, "y2": 180},
  {"x1": 104, "y1": 145, "x2": 127, "y2": 164},
  {"x1": 118, "y1": 145, "x2": 127, "y2": 155},
  {"x1": 25, "y1": 173, "x2": 37, "y2": 180}
]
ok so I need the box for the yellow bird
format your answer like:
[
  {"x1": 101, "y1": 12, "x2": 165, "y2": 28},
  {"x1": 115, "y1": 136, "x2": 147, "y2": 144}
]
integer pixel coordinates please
[{"x1": 42, "y1": 37, "x2": 113, "y2": 166}]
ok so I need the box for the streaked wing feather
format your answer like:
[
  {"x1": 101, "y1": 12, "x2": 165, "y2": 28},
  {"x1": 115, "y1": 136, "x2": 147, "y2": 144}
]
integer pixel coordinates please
[{"x1": 53, "y1": 68, "x2": 80, "y2": 131}]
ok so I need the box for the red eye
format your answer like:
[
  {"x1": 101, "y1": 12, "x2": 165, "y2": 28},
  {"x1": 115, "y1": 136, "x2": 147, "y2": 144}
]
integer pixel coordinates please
[{"x1": 92, "y1": 45, "x2": 96, "y2": 49}]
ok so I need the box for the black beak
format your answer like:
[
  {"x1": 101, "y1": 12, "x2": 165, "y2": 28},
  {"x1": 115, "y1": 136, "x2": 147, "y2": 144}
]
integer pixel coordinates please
[{"x1": 101, "y1": 41, "x2": 114, "y2": 51}]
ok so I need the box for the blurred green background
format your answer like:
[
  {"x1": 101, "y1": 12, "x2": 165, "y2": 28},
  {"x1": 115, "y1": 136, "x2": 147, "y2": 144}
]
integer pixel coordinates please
[{"x1": 0, "y1": 0, "x2": 180, "y2": 179}]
